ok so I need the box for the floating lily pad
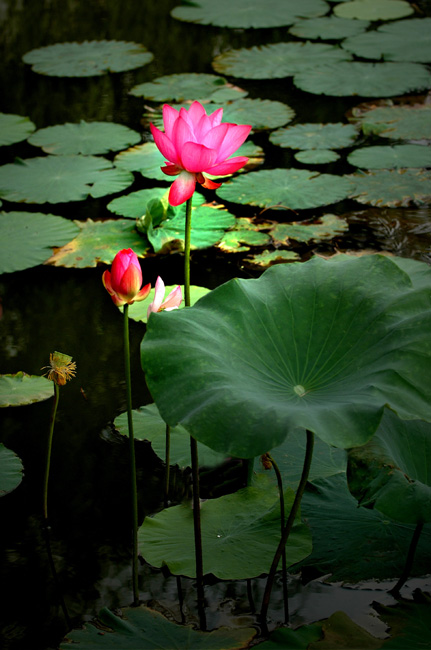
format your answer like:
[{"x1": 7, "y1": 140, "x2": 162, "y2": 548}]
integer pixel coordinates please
[
  {"x1": 171, "y1": 0, "x2": 330, "y2": 28},
  {"x1": 0, "y1": 155, "x2": 134, "y2": 203},
  {"x1": 294, "y1": 61, "x2": 431, "y2": 97},
  {"x1": 47, "y1": 219, "x2": 149, "y2": 268},
  {"x1": 28, "y1": 121, "x2": 141, "y2": 155},
  {"x1": 347, "y1": 144, "x2": 431, "y2": 169},
  {"x1": 217, "y1": 217, "x2": 271, "y2": 252},
  {"x1": 212, "y1": 42, "x2": 351, "y2": 79},
  {"x1": 272, "y1": 214, "x2": 349, "y2": 244},
  {"x1": 270, "y1": 122, "x2": 357, "y2": 150},
  {"x1": 347, "y1": 169, "x2": 431, "y2": 207},
  {"x1": 121, "y1": 284, "x2": 210, "y2": 324},
  {"x1": 129, "y1": 72, "x2": 247, "y2": 103},
  {"x1": 107, "y1": 187, "x2": 168, "y2": 219},
  {"x1": 349, "y1": 102, "x2": 431, "y2": 140},
  {"x1": 0, "y1": 113, "x2": 36, "y2": 146},
  {"x1": 139, "y1": 478, "x2": 312, "y2": 579},
  {"x1": 22, "y1": 40, "x2": 153, "y2": 77},
  {"x1": 295, "y1": 150, "x2": 340, "y2": 164},
  {"x1": 0, "y1": 211, "x2": 80, "y2": 273},
  {"x1": 0, "y1": 372, "x2": 53, "y2": 407},
  {"x1": 61, "y1": 605, "x2": 255, "y2": 650},
  {"x1": 0, "y1": 444, "x2": 24, "y2": 496},
  {"x1": 217, "y1": 169, "x2": 353, "y2": 210},
  {"x1": 289, "y1": 16, "x2": 370, "y2": 40},
  {"x1": 374, "y1": 595, "x2": 431, "y2": 650},
  {"x1": 334, "y1": 0, "x2": 413, "y2": 20},
  {"x1": 247, "y1": 249, "x2": 300, "y2": 267},
  {"x1": 114, "y1": 142, "x2": 166, "y2": 181},
  {"x1": 115, "y1": 403, "x2": 224, "y2": 467}
]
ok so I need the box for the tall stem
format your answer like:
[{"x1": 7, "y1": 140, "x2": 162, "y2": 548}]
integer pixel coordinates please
[
  {"x1": 164, "y1": 423, "x2": 171, "y2": 507},
  {"x1": 268, "y1": 454, "x2": 289, "y2": 623},
  {"x1": 184, "y1": 196, "x2": 193, "y2": 306},
  {"x1": 124, "y1": 303, "x2": 139, "y2": 606},
  {"x1": 390, "y1": 521, "x2": 424, "y2": 597},
  {"x1": 260, "y1": 430, "x2": 314, "y2": 632},
  {"x1": 43, "y1": 383, "x2": 59, "y2": 521}
]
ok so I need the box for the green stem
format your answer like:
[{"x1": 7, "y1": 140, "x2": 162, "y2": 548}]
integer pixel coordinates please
[
  {"x1": 124, "y1": 303, "x2": 139, "y2": 606},
  {"x1": 164, "y1": 423, "x2": 171, "y2": 507},
  {"x1": 184, "y1": 196, "x2": 193, "y2": 307},
  {"x1": 390, "y1": 521, "x2": 424, "y2": 597},
  {"x1": 260, "y1": 430, "x2": 314, "y2": 632},
  {"x1": 43, "y1": 382, "x2": 59, "y2": 521},
  {"x1": 268, "y1": 454, "x2": 289, "y2": 624}
]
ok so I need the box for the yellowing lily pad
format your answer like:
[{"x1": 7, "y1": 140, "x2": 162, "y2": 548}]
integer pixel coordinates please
[
  {"x1": 28, "y1": 121, "x2": 141, "y2": 155},
  {"x1": 0, "y1": 113, "x2": 36, "y2": 146},
  {"x1": 0, "y1": 372, "x2": 53, "y2": 407},
  {"x1": 272, "y1": 214, "x2": 348, "y2": 244},
  {"x1": 334, "y1": 0, "x2": 413, "y2": 20},
  {"x1": 270, "y1": 122, "x2": 357, "y2": 150},
  {"x1": 247, "y1": 249, "x2": 300, "y2": 267},
  {"x1": 217, "y1": 217, "x2": 271, "y2": 252},
  {"x1": 129, "y1": 72, "x2": 247, "y2": 103},
  {"x1": 347, "y1": 169, "x2": 431, "y2": 207}
]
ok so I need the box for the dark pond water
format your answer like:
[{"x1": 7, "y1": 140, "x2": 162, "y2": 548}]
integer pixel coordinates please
[{"x1": 1, "y1": 1, "x2": 431, "y2": 649}]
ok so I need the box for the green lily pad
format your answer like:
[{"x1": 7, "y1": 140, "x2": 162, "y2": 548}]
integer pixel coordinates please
[
  {"x1": 115, "y1": 403, "x2": 224, "y2": 468},
  {"x1": 23, "y1": 40, "x2": 153, "y2": 77},
  {"x1": 212, "y1": 42, "x2": 351, "y2": 79},
  {"x1": 114, "y1": 142, "x2": 167, "y2": 181},
  {"x1": 294, "y1": 150, "x2": 340, "y2": 164},
  {"x1": 247, "y1": 249, "x2": 300, "y2": 267},
  {"x1": 0, "y1": 444, "x2": 24, "y2": 496},
  {"x1": 347, "y1": 144, "x2": 431, "y2": 169},
  {"x1": 47, "y1": 219, "x2": 150, "y2": 268},
  {"x1": 256, "y1": 623, "x2": 323, "y2": 650},
  {"x1": 348, "y1": 409, "x2": 431, "y2": 524},
  {"x1": 28, "y1": 121, "x2": 141, "y2": 155},
  {"x1": 217, "y1": 217, "x2": 271, "y2": 252},
  {"x1": 171, "y1": 0, "x2": 330, "y2": 28},
  {"x1": 0, "y1": 372, "x2": 53, "y2": 407},
  {"x1": 270, "y1": 122, "x2": 358, "y2": 150},
  {"x1": 0, "y1": 113, "x2": 36, "y2": 146},
  {"x1": 122, "y1": 285, "x2": 210, "y2": 323},
  {"x1": 129, "y1": 72, "x2": 247, "y2": 102},
  {"x1": 217, "y1": 169, "x2": 352, "y2": 210},
  {"x1": 349, "y1": 102, "x2": 431, "y2": 140},
  {"x1": 347, "y1": 169, "x2": 431, "y2": 207},
  {"x1": 141, "y1": 255, "x2": 431, "y2": 458},
  {"x1": 0, "y1": 156, "x2": 134, "y2": 204},
  {"x1": 0, "y1": 211, "x2": 80, "y2": 273},
  {"x1": 61, "y1": 605, "x2": 255, "y2": 650},
  {"x1": 333, "y1": 0, "x2": 413, "y2": 20},
  {"x1": 296, "y1": 474, "x2": 431, "y2": 582},
  {"x1": 293, "y1": 61, "x2": 431, "y2": 97},
  {"x1": 107, "y1": 187, "x2": 168, "y2": 219},
  {"x1": 289, "y1": 16, "x2": 370, "y2": 40},
  {"x1": 139, "y1": 478, "x2": 312, "y2": 579},
  {"x1": 374, "y1": 595, "x2": 431, "y2": 650},
  {"x1": 271, "y1": 214, "x2": 348, "y2": 244}
]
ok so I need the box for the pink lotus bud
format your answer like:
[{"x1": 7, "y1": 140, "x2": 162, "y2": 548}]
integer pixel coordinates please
[
  {"x1": 102, "y1": 249, "x2": 151, "y2": 307},
  {"x1": 147, "y1": 276, "x2": 182, "y2": 318}
]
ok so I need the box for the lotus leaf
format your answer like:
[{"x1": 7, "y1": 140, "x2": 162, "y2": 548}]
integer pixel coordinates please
[
  {"x1": 0, "y1": 155, "x2": 134, "y2": 203},
  {"x1": 270, "y1": 122, "x2": 357, "y2": 150},
  {"x1": 218, "y1": 217, "x2": 271, "y2": 252},
  {"x1": 171, "y1": 0, "x2": 330, "y2": 28},
  {"x1": 120, "y1": 285, "x2": 210, "y2": 324},
  {"x1": 129, "y1": 72, "x2": 247, "y2": 102},
  {"x1": 0, "y1": 113, "x2": 35, "y2": 146},
  {"x1": 0, "y1": 444, "x2": 24, "y2": 496},
  {"x1": 141, "y1": 255, "x2": 431, "y2": 457},
  {"x1": 248, "y1": 249, "x2": 300, "y2": 267},
  {"x1": 334, "y1": 0, "x2": 413, "y2": 20},
  {"x1": 216, "y1": 169, "x2": 352, "y2": 210},
  {"x1": 0, "y1": 372, "x2": 53, "y2": 407},
  {"x1": 295, "y1": 149, "x2": 340, "y2": 164},
  {"x1": 347, "y1": 144, "x2": 431, "y2": 169},
  {"x1": 374, "y1": 595, "x2": 431, "y2": 650},
  {"x1": 28, "y1": 121, "x2": 141, "y2": 155},
  {"x1": 271, "y1": 214, "x2": 348, "y2": 244},
  {"x1": 294, "y1": 61, "x2": 431, "y2": 97},
  {"x1": 347, "y1": 169, "x2": 431, "y2": 207},
  {"x1": 289, "y1": 16, "x2": 370, "y2": 40},
  {"x1": 0, "y1": 211, "x2": 80, "y2": 273},
  {"x1": 349, "y1": 103, "x2": 431, "y2": 140},
  {"x1": 22, "y1": 40, "x2": 153, "y2": 77},
  {"x1": 256, "y1": 624, "x2": 322, "y2": 650},
  {"x1": 114, "y1": 143, "x2": 166, "y2": 180},
  {"x1": 107, "y1": 187, "x2": 168, "y2": 218}
]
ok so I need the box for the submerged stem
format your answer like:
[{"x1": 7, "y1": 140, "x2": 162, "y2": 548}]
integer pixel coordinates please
[{"x1": 390, "y1": 520, "x2": 424, "y2": 597}]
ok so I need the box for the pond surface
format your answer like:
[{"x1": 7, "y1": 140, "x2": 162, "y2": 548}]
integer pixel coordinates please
[{"x1": 1, "y1": 1, "x2": 431, "y2": 649}]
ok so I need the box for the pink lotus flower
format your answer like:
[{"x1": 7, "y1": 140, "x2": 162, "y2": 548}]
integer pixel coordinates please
[
  {"x1": 147, "y1": 276, "x2": 182, "y2": 318},
  {"x1": 103, "y1": 249, "x2": 151, "y2": 307},
  {"x1": 150, "y1": 101, "x2": 252, "y2": 206}
]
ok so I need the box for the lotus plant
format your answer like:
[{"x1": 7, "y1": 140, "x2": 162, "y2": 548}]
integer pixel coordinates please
[{"x1": 147, "y1": 277, "x2": 182, "y2": 319}]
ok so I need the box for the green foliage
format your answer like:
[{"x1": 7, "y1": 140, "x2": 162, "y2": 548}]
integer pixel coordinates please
[
  {"x1": 347, "y1": 169, "x2": 431, "y2": 207},
  {"x1": 270, "y1": 122, "x2": 358, "y2": 150},
  {"x1": 349, "y1": 103, "x2": 431, "y2": 140},
  {"x1": 271, "y1": 214, "x2": 348, "y2": 244},
  {"x1": 289, "y1": 16, "x2": 370, "y2": 40},
  {"x1": 129, "y1": 72, "x2": 247, "y2": 102},
  {"x1": 334, "y1": 0, "x2": 413, "y2": 20},
  {"x1": 28, "y1": 121, "x2": 141, "y2": 155},
  {"x1": 114, "y1": 142, "x2": 166, "y2": 180},
  {"x1": 107, "y1": 187, "x2": 168, "y2": 219},
  {"x1": 347, "y1": 144, "x2": 431, "y2": 169},
  {"x1": 0, "y1": 372, "x2": 53, "y2": 407},
  {"x1": 0, "y1": 113, "x2": 35, "y2": 146},
  {"x1": 0, "y1": 443, "x2": 24, "y2": 497},
  {"x1": 294, "y1": 150, "x2": 340, "y2": 164}
]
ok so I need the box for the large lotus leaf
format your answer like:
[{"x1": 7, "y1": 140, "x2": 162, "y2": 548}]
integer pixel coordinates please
[
  {"x1": 61, "y1": 605, "x2": 255, "y2": 650},
  {"x1": 212, "y1": 42, "x2": 351, "y2": 80},
  {"x1": 0, "y1": 113, "x2": 35, "y2": 146},
  {"x1": 47, "y1": 219, "x2": 150, "y2": 268},
  {"x1": 289, "y1": 16, "x2": 370, "y2": 40},
  {"x1": 107, "y1": 187, "x2": 168, "y2": 219},
  {"x1": 270, "y1": 122, "x2": 358, "y2": 150},
  {"x1": 349, "y1": 103, "x2": 431, "y2": 140},
  {"x1": 347, "y1": 169, "x2": 431, "y2": 207},
  {"x1": 22, "y1": 40, "x2": 153, "y2": 77},
  {"x1": 138, "y1": 478, "x2": 312, "y2": 579},
  {"x1": 256, "y1": 623, "x2": 323, "y2": 650},
  {"x1": 271, "y1": 214, "x2": 348, "y2": 244},
  {"x1": 171, "y1": 0, "x2": 330, "y2": 28},
  {"x1": 296, "y1": 474, "x2": 431, "y2": 582},
  {"x1": 0, "y1": 156, "x2": 134, "y2": 203},
  {"x1": 28, "y1": 121, "x2": 141, "y2": 155},
  {"x1": 216, "y1": 169, "x2": 352, "y2": 210},
  {"x1": 0, "y1": 211, "x2": 80, "y2": 273},
  {"x1": 114, "y1": 142, "x2": 166, "y2": 180},
  {"x1": 141, "y1": 255, "x2": 431, "y2": 457},
  {"x1": 293, "y1": 62, "x2": 431, "y2": 97},
  {"x1": 123, "y1": 285, "x2": 210, "y2": 323},
  {"x1": 129, "y1": 72, "x2": 247, "y2": 102},
  {"x1": 347, "y1": 409, "x2": 431, "y2": 524},
  {"x1": 114, "y1": 403, "x2": 225, "y2": 468},
  {"x1": 295, "y1": 150, "x2": 340, "y2": 164},
  {"x1": 0, "y1": 444, "x2": 24, "y2": 496},
  {"x1": 334, "y1": 0, "x2": 413, "y2": 20},
  {"x1": 347, "y1": 144, "x2": 431, "y2": 169},
  {"x1": 374, "y1": 595, "x2": 431, "y2": 650},
  {"x1": 0, "y1": 372, "x2": 53, "y2": 407}
]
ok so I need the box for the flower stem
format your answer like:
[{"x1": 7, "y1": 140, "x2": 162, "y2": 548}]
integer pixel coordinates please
[
  {"x1": 184, "y1": 196, "x2": 193, "y2": 307},
  {"x1": 124, "y1": 303, "x2": 139, "y2": 606},
  {"x1": 268, "y1": 454, "x2": 289, "y2": 623},
  {"x1": 164, "y1": 423, "x2": 171, "y2": 507},
  {"x1": 43, "y1": 382, "x2": 59, "y2": 521},
  {"x1": 260, "y1": 430, "x2": 314, "y2": 632}
]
